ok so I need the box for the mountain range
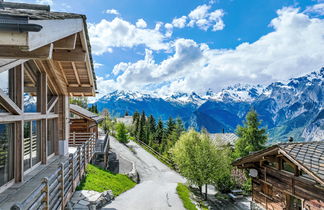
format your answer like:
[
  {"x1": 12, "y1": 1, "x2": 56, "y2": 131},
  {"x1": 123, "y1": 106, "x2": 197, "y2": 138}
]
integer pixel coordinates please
[{"x1": 92, "y1": 68, "x2": 324, "y2": 143}]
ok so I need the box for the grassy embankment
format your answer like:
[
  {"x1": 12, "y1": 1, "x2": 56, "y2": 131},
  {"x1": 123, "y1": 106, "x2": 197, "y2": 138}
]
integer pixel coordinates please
[
  {"x1": 177, "y1": 183, "x2": 198, "y2": 210},
  {"x1": 76, "y1": 164, "x2": 136, "y2": 196}
]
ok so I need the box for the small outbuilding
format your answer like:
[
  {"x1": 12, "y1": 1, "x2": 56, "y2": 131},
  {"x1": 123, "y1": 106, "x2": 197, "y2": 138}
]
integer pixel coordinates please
[{"x1": 70, "y1": 104, "x2": 104, "y2": 139}]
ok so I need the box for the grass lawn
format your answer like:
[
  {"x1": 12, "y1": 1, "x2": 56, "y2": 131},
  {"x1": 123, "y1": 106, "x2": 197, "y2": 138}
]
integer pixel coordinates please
[
  {"x1": 76, "y1": 164, "x2": 136, "y2": 196},
  {"x1": 176, "y1": 183, "x2": 198, "y2": 210}
]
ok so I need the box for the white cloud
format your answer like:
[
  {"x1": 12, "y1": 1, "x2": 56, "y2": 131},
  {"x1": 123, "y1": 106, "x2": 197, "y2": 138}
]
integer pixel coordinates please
[
  {"x1": 304, "y1": 3, "x2": 324, "y2": 15},
  {"x1": 106, "y1": 9, "x2": 120, "y2": 15},
  {"x1": 136, "y1": 19, "x2": 147, "y2": 28},
  {"x1": 172, "y1": 16, "x2": 187, "y2": 28},
  {"x1": 188, "y1": 4, "x2": 211, "y2": 20},
  {"x1": 88, "y1": 18, "x2": 170, "y2": 55},
  {"x1": 164, "y1": 23, "x2": 173, "y2": 37},
  {"x1": 170, "y1": 4, "x2": 225, "y2": 31},
  {"x1": 93, "y1": 62, "x2": 103, "y2": 69},
  {"x1": 36, "y1": 0, "x2": 53, "y2": 5},
  {"x1": 96, "y1": 7, "x2": 324, "y2": 96}
]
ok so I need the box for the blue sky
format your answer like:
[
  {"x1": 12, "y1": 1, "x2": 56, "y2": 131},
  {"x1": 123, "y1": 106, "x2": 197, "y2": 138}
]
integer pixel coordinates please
[{"x1": 12, "y1": 0, "x2": 324, "y2": 98}]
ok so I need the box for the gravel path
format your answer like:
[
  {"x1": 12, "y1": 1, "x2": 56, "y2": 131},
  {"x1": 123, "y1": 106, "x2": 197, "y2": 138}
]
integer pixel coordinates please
[{"x1": 102, "y1": 137, "x2": 186, "y2": 210}]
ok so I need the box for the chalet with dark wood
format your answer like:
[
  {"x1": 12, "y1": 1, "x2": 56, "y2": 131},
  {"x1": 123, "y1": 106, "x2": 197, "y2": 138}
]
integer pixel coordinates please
[
  {"x1": 0, "y1": 1, "x2": 101, "y2": 209},
  {"x1": 233, "y1": 141, "x2": 324, "y2": 210},
  {"x1": 70, "y1": 104, "x2": 103, "y2": 140}
]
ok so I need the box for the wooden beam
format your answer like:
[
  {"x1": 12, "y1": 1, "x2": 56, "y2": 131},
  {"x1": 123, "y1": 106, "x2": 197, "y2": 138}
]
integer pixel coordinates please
[
  {"x1": 0, "y1": 44, "x2": 53, "y2": 59},
  {"x1": 67, "y1": 86, "x2": 94, "y2": 93},
  {"x1": 52, "y1": 49, "x2": 86, "y2": 62},
  {"x1": 79, "y1": 30, "x2": 95, "y2": 88},
  {"x1": 72, "y1": 62, "x2": 81, "y2": 85},
  {"x1": 0, "y1": 113, "x2": 59, "y2": 123},
  {"x1": 57, "y1": 61, "x2": 69, "y2": 85},
  {"x1": 53, "y1": 34, "x2": 77, "y2": 50},
  {"x1": 0, "y1": 89, "x2": 23, "y2": 115},
  {"x1": 47, "y1": 96, "x2": 58, "y2": 113},
  {"x1": 14, "y1": 121, "x2": 24, "y2": 183},
  {"x1": 24, "y1": 86, "x2": 37, "y2": 93}
]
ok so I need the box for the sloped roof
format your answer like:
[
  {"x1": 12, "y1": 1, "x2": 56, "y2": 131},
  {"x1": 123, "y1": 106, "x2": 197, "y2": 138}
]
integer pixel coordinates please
[
  {"x1": 233, "y1": 141, "x2": 324, "y2": 185},
  {"x1": 70, "y1": 104, "x2": 103, "y2": 123},
  {"x1": 0, "y1": 2, "x2": 97, "y2": 91},
  {"x1": 210, "y1": 133, "x2": 239, "y2": 145}
]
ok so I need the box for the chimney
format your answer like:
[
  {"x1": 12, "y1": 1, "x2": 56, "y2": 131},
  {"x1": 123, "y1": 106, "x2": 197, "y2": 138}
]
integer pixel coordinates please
[{"x1": 288, "y1": 137, "x2": 293, "y2": 142}]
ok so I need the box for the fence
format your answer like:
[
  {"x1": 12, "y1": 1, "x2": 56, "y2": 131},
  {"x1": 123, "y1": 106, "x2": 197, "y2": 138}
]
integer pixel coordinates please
[
  {"x1": 11, "y1": 133, "x2": 96, "y2": 210},
  {"x1": 69, "y1": 132, "x2": 96, "y2": 147}
]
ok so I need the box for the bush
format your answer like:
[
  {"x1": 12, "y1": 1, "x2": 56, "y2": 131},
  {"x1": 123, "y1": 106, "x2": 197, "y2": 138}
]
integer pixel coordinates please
[{"x1": 176, "y1": 183, "x2": 197, "y2": 210}]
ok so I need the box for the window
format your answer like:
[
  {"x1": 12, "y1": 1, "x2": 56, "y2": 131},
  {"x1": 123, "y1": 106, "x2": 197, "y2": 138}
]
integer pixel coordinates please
[
  {"x1": 282, "y1": 159, "x2": 295, "y2": 173},
  {"x1": 23, "y1": 121, "x2": 41, "y2": 172},
  {"x1": 263, "y1": 160, "x2": 279, "y2": 169},
  {"x1": 0, "y1": 123, "x2": 14, "y2": 187},
  {"x1": 47, "y1": 119, "x2": 56, "y2": 156}
]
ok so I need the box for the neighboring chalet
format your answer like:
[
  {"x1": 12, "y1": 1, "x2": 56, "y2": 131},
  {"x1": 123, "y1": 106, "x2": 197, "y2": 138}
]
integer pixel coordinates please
[
  {"x1": 233, "y1": 141, "x2": 324, "y2": 210},
  {"x1": 0, "y1": 1, "x2": 101, "y2": 209},
  {"x1": 70, "y1": 104, "x2": 103, "y2": 139}
]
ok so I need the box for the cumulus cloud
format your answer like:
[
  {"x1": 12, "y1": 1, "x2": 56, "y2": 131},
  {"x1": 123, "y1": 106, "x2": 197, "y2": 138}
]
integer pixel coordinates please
[
  {"x1": 96, "y1": 7, "x2": 324, "y2": 96},
  {"x1": 170, "y1": 4, "x2": 225, "y2": 31},
  {"x1": 164, "y1": 23, "x2": 173, "y2": 37},
  {"x1": 172, "y1": 16, "x2": 187, "y2": 28},
  {"x1": 88, "y1": 18, "x2": 170, "y2": 55},
  {"x1": 106, "y1": 9, "x2": 120, "y2": 15},
  {"x1": 136, "y1": 19, "x2": 147, "y2": 28}
]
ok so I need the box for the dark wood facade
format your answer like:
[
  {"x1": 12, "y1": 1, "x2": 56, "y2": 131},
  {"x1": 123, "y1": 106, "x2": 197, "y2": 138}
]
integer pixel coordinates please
[{"x1": 233, "y1": 142, "x2": 324, "y2": 210}]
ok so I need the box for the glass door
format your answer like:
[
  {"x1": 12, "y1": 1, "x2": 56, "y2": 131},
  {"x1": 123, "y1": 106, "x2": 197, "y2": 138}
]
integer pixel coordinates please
[{"x1": 23, "y1": 121, "x2": 40, "y2": 172}]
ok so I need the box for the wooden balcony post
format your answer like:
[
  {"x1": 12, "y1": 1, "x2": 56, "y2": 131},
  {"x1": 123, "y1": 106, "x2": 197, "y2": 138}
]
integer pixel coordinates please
[
  {"x1": 42, "y1": 177, "x2": 49, "y2": 210},
  {"x1": 60, "y1": 163, "x2": 65, "y2": 210}
]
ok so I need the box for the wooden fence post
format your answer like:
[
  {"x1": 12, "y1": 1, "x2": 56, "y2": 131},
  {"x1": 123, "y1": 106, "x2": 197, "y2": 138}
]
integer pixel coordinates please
[
  {"x1": 73, "y1": 132, "x2": 76, "y2": 146},
  {"x1": 42, "y1": 177, "x2": 49, "y2": 210},
  {"x1": 60, "y1": 163, "x2": 65, "y2": 210},
  {"x1": 69, "y1": 153, "x2": 74, "y2": 191},
  {"x1": 78, "y1": 147, "x2": 81, "y2": 180},
  {"x1": 83, "y1": 144, "x2": 86, "y2": 169}
]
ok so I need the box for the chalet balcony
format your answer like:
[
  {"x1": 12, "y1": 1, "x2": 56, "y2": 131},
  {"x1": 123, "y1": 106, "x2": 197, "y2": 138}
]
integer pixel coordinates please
[{"x1": 0, "y1": 133, "x2": 97, "y2": 210}]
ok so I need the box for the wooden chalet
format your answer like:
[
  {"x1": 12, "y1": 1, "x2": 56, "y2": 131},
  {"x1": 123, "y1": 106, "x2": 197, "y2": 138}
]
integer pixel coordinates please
[
  {"x1": 70, "y1": 104, "x2": 103, "y2": 140},
  {"x1": 233, "y1": 141, "x2": 324, "y2": 210},
  {"x1": 0, "y1": 1, "x2": 101, "y2": 209}
]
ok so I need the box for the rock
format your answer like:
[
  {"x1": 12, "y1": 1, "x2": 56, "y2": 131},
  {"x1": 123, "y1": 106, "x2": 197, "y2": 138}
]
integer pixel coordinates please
[
  {"x1": 64, "y1": 201, "x2": 73, "y2": 210},
  {"x1": 70, "y1": 190, "x2": 114, "y2": 209},
  {"x1": 79, "y1": 200, "x2": 90, "y2": 206},
  {"x1": 96, "y1": 190, "x2": 114, "y2": 209}
]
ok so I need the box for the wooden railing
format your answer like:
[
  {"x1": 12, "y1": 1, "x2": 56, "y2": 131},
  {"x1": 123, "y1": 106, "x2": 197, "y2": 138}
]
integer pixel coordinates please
[
  {"x1": 11, "y1": 134, "x2": 96, "y2": 210},
  {"x1": 69, "y1": 132, "x2": 96, "y2": 147}
]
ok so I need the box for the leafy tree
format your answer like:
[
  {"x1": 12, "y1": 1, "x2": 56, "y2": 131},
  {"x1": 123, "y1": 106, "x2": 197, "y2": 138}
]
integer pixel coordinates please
[
  {"x1": 70, "y1": 97, "x2": 88, "y2": 109},
  {"x1": 234, "y1": 109, "x2": 268, "y2": 158},
  {"x1": 155, "y1": 119, "x2": 164, "y2": 144},
  {"x1": 115, "y1": 122, "x2": 129, "y2": 143},
  {"x1": 172, "y1": 130, "x2": 229, "y2": 199}
]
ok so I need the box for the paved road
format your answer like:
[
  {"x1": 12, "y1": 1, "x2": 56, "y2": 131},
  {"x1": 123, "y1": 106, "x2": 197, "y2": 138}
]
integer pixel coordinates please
[{"x1": 103, "y1": 136, "x2": 186, "y2": 210}]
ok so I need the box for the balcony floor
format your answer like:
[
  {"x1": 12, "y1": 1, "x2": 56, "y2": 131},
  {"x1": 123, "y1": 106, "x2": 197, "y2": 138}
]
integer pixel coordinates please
[{"x1": 0, "y1": 155, "x2": 69, "y2": 210}]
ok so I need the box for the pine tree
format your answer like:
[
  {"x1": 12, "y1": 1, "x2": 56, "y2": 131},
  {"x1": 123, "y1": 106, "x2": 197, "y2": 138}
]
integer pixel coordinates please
[
  {"x1": 165, "y1": 117, "x2": 175, "y2": 137},
  {"x1": 234, "y1": 109, "x2": 268, "y2": 158},
  {"x1": 174, "y1": 117, "x2": 185, "y2": 140},
  {"x1": 137, "y1": 111, "x2": 146, "y2": 142},
  {"x1": 155, "y1": 119, "x2": 164, "y2": 144},
  {"x1": 132, "y1": 111, "x2": 140, "y2": 137},
  {"x1": 125, "y1": 111, "x2": 129, "y2": 116}
]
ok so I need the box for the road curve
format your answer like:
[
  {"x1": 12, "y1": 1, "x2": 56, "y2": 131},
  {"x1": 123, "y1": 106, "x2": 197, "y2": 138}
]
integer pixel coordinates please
[{"x1": 102, "y1": 136, "x2": 186, "y2": 210}]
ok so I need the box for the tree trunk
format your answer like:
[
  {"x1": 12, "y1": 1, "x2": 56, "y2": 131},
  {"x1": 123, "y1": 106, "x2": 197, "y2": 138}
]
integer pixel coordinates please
[
  {"x1": 205, "y1": 184, "x2": 208, "y2": 200},
  {"x1": 199, "y1": 186, "x2": 202, "y2": 194}
]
